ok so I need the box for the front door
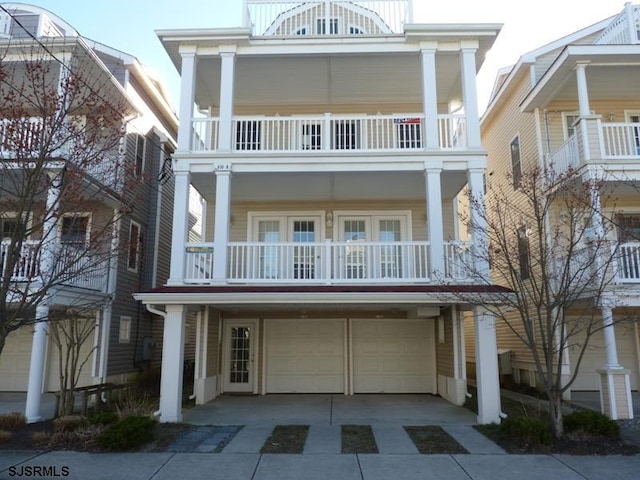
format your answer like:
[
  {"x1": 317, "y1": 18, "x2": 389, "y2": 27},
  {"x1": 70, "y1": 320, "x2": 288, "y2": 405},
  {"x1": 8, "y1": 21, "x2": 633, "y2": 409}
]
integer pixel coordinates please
[{"x1": 224, "y1": 321, "x2": 257, "y2": 393}]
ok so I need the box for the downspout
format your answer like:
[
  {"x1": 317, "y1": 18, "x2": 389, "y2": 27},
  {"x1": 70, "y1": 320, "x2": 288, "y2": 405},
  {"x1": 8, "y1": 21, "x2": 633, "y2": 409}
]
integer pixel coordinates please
[{"x1": 145, "y1": 304, "x2": 166, "y2": 417}]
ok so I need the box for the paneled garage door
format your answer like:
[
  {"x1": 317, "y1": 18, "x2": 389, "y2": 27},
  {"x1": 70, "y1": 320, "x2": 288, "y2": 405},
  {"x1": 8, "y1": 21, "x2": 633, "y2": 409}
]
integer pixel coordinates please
[
  {"x1": 570, "y1": 323, "x2": 639, "y2": 391},
  {"x1": 352, "y1": 319, "x2": 436, "y2": 393},
  {"x1": 266, "y1": 319, "x2": 345, "y2": 393}
]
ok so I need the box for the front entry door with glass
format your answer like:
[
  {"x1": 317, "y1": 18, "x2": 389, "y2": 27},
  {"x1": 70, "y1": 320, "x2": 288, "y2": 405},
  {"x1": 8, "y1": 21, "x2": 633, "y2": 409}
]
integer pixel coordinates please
[{"x1": 224, "y1": 321, "x2": 256, "y2": 392}]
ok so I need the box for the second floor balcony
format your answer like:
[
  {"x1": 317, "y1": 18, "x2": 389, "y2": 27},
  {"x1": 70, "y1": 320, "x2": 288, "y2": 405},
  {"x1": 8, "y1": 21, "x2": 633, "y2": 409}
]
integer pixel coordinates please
[
  {"x1": 181, "y1": 239, "x2": 473, "y2": 285},
  {"x1": 190, "y1": 113, "x2": 466, "y2": 154},
  {"x1": 1, "y1": 239, "x2": 108, "y2": 293}
]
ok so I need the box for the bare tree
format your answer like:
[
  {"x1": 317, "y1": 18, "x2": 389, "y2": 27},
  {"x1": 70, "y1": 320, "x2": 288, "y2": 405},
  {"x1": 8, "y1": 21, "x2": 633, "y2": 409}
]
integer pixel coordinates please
[
  {"x1": 0, "y1": 37, "x2": 138, "y2": 360},
  {"x1": 458, "y1": 164, "x2": 634, "y2": 438}
]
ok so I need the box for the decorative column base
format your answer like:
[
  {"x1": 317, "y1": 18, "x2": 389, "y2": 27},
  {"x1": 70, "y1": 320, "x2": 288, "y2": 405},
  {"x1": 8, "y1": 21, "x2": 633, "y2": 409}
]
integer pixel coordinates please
[{"x1": 598, "y1": 368, "x2": 633, "y2": 420}]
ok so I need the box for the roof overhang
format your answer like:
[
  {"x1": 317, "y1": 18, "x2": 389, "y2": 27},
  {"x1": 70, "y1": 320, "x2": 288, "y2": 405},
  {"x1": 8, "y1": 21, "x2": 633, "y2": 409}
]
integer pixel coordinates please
[{"x1": 520, "y1": 44, "x2": 640, "y2": 112}]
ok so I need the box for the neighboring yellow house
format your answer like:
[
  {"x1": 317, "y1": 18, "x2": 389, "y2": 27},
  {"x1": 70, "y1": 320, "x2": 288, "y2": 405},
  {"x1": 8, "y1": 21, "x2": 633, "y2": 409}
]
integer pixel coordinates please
[{"x1": 474, "y1": 3, "x2": 640, "y2": 419}]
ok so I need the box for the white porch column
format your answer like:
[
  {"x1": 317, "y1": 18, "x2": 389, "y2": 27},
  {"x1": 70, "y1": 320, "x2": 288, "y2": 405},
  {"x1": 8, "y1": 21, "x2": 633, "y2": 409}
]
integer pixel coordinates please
[
  {"x1": 474, "y1": 307, "x2": 501, "y2": 424},
  {"x1": 602, "y1": 306, "x2": 621, "y2": 368},
  {"x1": 25, "y1": 306, "x2": 49, "y2": 423},
  {"x1": 467, "y1": 168, "x2": 489, "y2": 277},
  {"x1": 574, "y1": 62, "x2": 591, "y2": 117},
  {"x1": 177, "y1": 49, "x2": 197, "y2": 152},
  {"x1": 25, "y1": 172, "x2": 61, "y2": 422},
  {"x1": 460, "y1": 44, "x2": 481, "y2": 149},
  {"x1": 218, "y1": 48, "x2": 237, "y2": 152},
  {"x1": 212, "y1": 170, "x2": 232, "y2": 283},
  {"x1": 420, "y1": 45, "x2": 439, "y2": 149},
  {"x1": 167, "y1": 170, "x2": 191, "y2": 285},
  {"x1": 159, "y1": 304, "x2": 187, "y2": 423},
  {"x1": 425, "y1": 166, "x2": 444, "y2": 275}
]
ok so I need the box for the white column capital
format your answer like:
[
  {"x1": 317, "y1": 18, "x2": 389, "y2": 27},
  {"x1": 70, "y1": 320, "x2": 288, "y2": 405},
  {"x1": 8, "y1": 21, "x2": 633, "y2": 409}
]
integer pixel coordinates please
[
  {"x1": 419, "y1": 43, "x2": 438, "y2": 54},
  {"x1": 573, "y1": 61, "x2": 590, "y2": 72}
]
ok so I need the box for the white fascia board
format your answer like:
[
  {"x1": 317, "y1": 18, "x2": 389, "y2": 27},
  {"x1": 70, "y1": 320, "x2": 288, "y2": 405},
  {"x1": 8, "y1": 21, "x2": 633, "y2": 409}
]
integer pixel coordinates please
[{"x1": 133, "y1": 291, "x2": 505, "y2": 306}]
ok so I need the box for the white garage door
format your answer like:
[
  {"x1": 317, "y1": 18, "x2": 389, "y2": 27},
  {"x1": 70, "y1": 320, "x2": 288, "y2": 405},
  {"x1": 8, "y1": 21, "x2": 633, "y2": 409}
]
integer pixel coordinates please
[
  {"x1": 0, "y1": 327, "x2": 32, "y2": 391},
  {"x1": 352, "y1": 319, "x2": 436, "y2": 393},
  {"x1": 570, "y1": 323, "x2": 639, "y2": 391},
  {"x1": 266, "y1": 319, "x2": 345, "y2": 393}
]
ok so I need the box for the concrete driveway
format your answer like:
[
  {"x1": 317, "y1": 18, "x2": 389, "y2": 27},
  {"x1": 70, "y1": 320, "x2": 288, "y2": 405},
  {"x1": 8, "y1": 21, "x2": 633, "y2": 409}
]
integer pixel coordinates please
[{"x1": 183, "y1": 394, "x2": 477, "y2": 426}]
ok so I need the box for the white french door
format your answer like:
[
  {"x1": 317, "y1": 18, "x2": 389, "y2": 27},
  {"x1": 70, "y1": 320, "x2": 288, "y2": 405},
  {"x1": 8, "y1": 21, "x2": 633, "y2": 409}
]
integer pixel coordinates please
[
  {"x1": 223, "y1": 320, "x2": 257, "y2": 393},
  {"x1": 627, "y1": 112, "x2": 640, "y2": 154},
  {"x1": 337, "y1": 214, "x2": 408, "y2": 280},
  {"x1": 252, "y1": 215, "x2": 321, "y2": 280}
]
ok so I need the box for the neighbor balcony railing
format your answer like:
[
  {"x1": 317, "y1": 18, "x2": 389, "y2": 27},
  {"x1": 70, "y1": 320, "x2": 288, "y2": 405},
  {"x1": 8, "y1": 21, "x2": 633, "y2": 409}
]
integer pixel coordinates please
[
  {"x1": 616, "y1": 242, "x2": 640, "y2": 283},
  {"x1": 595, "y1": 3, "x2": 640, "y2": 45},
  {"x1": 1, "y1": 240, "x2": 107, "y2": 291},
  {"x1": 245, "y1": 0, "x2": 411, "y2": 37},
  {"x1": 546, "y1": 120, "x2": 640, "y2": 175},
  {"x1": 183, "y1": 240, "x2": 475, "y2": 284},
  {"x1": 190, "y1": 113, "x2": 466, "y2": 153}
]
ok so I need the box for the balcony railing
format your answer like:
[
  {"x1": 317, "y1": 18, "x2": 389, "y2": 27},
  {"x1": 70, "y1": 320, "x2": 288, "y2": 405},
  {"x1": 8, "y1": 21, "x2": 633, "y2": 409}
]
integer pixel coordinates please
[
  {"x1": 546, "y1": 121, "x2": 640, "y2": 175},
  {"x1": 190, "y1": 113, "x2": 466, "y2": 153},
  {"x1": 183, "y1": 240, "x2": 476, "y2": 284},
  {"x1": 596, "y1": 3, "x2": 640, "y2": 45},
  {"x1": 616, "y1": 242, "x2": 640, "y2": 283},
  {"x1": 0, "y1": 240, "x2": 107, "y2": 292},
  {"x1": 246, "y1": 0, "x2": 411, "y2": 37}
]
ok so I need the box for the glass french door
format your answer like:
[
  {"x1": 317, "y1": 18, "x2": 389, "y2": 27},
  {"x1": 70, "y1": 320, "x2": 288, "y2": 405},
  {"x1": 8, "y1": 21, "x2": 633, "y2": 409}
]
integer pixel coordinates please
[
  {"x1": 338, "y1": 216, "x2": 406, "y2": 280},
  {"x1": 628, "y1": 114, "x2": 640, "y2": 154},
  {"x1": 224, "y1": 321, "x2": 256, "y2": 392},
  {"x1": 254, "y1": 216, "x2": 320, "y2": 280}
]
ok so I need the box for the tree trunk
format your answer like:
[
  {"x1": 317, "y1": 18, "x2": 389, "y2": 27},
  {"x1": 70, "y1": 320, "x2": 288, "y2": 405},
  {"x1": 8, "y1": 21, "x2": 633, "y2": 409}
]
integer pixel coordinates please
[{"x1": 549, "y1": 390, "x2": 564, "y2": 439}]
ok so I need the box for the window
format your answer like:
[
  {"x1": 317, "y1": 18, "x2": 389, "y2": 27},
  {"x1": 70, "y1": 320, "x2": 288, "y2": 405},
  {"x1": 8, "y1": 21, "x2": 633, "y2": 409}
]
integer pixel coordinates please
[
  {"x1": 517, "y1": 226, "x2": 530, "y2": 280},
  {"x1": 317, "y1": 18, "x2": 339, "y2": 34},
  {"x1": 301, "y1": 122, "x2": 322, "y2": 150},
  {"x1": 235, "y1": 120, "x2": 261, "y2": 150},
  {"x1": 626, "y1": 112, "x2": 640, "y2": 155},
  {"x1": 395, "y1": 119, "x2": 422, "y2": 149},
  {"x1": 134, "y1": 134, "x2": 145, "y2": 176},
  {"x1": 127, "y1": 221, "x2": 142, "y2": 272},
  {"x1": 60, "y1": 215, "x2": 89, "y2": 248},
  {"x1": 562, "y1": 113, "x2": 580, "y2": 140},
  {"x1": 0, "y1": 217, "x2": 18, "y2": 240},
  {"x1": 349, "y1": 26, "x2": 365, "y2": 34},
  {"x1": 119, "y1": 316, "x2": 131, "y2": 343},
  {"x1": 333, "y1": 120, "x2": 359, "y2": 150},
  {"x1": 617, "y1": 214, "x2": 640, "y2": 242},
  {"x1": 510, "y1": 136, "x2": 522, "y2": 188},
  {"x1": 293, "y1": 26, "x2": 308, "y2": 35}
]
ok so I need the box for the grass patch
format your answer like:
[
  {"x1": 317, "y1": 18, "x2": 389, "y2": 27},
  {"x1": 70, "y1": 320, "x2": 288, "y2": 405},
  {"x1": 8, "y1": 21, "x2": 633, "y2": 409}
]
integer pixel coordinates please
[
  {"x1": 404, "y1": 426, "x2": 467, "y2": 454},
  {"x1": 260, "y1": 425, "x2": 309, "y2": 454},
  {"x1": 341, "y1": 425, "x2": 378, "y2": 454}
]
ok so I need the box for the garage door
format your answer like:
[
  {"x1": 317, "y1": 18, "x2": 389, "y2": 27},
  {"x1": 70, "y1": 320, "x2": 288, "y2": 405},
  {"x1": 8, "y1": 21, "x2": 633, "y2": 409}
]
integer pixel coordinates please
[
  {"x1": 352, "y1": 319, "x2": 436, "y2": 393},
  {"x1": 0, "y1": 327, "x2": 32, "y2": 391},
  {"x1": 570, "y1": 323, "x2": 639, "y2": 391},
  {"x1": 266, "y1": 319, "x2": 345, "y2": 393}
]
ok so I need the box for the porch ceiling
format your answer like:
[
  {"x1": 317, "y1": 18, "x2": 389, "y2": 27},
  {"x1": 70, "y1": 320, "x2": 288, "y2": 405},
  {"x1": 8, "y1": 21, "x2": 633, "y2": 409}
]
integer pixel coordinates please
[
  {"x1": 521, "y1": 45, "x2": 640, "y2": 111},
  {"x1": 195, "y1": 52, "x2": 463, "y2": 110},
  {"x1": 190, "y1": 170, "x2": 468, "y2": 203}
]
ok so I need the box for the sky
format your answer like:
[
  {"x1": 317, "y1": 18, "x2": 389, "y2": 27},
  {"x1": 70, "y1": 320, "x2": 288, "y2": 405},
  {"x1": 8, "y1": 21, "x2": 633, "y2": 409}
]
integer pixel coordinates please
[{"x1": 8, "y1": 0, "x2": 630, "y2": 113}]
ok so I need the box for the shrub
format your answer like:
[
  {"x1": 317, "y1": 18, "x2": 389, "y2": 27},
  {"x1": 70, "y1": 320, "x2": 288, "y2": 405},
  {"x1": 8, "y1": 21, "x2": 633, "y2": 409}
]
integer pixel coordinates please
[
  {"x1": 564, "y1": 410, "x2": 620, "y2": 439},
  {"x1": 115, "y1": 391, "x2": 157, "y2": 418},
  {"x1": 96, "y1": 415, "x2": 156, "y2": 451},
  {"x1": 500, "y1": 416, "x2": 552, "y2": 446},
  {"x1": 52, "y1": 415, "x2": 87, "y2": 433},
  {"x1": 0, "y1": 430, "x2": 12, "y2": 443},
  {"x1": 31, "y1": 431, "x2": 52, "y2": 448},
  {"x1": 0, "y1": 412, "x2": 27, "y2": 431},
  {"x1": 88, "y1": 412, "x2": 119, "y2": 426}
]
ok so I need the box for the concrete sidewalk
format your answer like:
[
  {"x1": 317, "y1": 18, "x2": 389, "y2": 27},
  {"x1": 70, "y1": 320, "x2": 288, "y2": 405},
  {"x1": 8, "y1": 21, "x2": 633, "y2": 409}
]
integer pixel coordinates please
[{"x1": 1, "y1": 450, "x2": 639, "y2": 480}]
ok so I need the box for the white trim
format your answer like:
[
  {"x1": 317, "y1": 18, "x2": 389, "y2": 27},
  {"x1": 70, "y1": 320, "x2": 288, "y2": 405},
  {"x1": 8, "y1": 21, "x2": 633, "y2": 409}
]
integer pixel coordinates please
[
  {"x1": 134, "y1": 133, "x2": 146, "y2": 177},
  {"x1": 344, "y1": 318, "x2": 349, "y2": 395},
  {"x1": 127, "y1": 220, "x2": 142, "y2": 273},
  {"x1": 348, "y1": 318, "x2": 354, "y2": 395},
  {"x1": 608, "y1": 373, "x2": 618, "y2": 419},
  {"x1": 333, "y1": 210, "x2": 413, "y2": 242},
  {"x1": 624, "y1": 110, "x2": 640, "y2": 122},
  {"x1": 247, "y1": 211, "x2": 326, "y2": 242},
  {"x1": 119, "y1": 316, "x2": 132, "y2": 344},
  {"x1": 261, "y1": 318, "x2": 267, "y2": 395},
  {"x1": 0, "y1": 211, "x2": 33, "y2": 240},
  {"x1": 58, "y1": 212, "x2": 92, "y2": 246},
  {"x1": 222, "y1": 319, "x2": 259, "y2": 393}
]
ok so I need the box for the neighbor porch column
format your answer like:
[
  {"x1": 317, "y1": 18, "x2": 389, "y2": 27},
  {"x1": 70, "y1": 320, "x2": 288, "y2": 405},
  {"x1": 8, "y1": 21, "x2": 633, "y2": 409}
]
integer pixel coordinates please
[
  {"x1": 218, "y1": 47, "x2": 237, "y2": 152},
  {"x1": 460, "y1": 42, "x2": 481, "y2": 149},
  {"x1": 420, "y1": 44, "x2": 439, "y2": 149},
  {"x1": 467, "y1": 168, "x2": 489, "y2": 277},
  {"x1": 159, "y1": 304, "x2": 187, "y2": 423},
  {"x1": 574, "y1": 62, "x2": 591, "y2": 117},
  {"x1": 25, "y1": 171, "x2": 61, "y2": 422},
  {"x1": 177, "y1": 48, "x2": 197, "y2": 152},
  {"x1": 425, "y1": 166, "x2": 444, "y2": 275},
  {"x1": 212, "y1": 169, "x2": 232, "y2": 283},
  {"x1": 474, "y1": 307, "x2": 501, "y2": 424},
  {"x1": 167, "y1": 170, "x2": 191, "y2": 285}
]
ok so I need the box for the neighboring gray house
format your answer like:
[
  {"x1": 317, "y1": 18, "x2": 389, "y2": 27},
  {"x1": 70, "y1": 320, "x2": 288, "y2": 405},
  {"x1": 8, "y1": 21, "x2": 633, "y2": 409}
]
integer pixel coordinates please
[{"x1": 0, "y1": 3, "x2": 179, "y2": 421}]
